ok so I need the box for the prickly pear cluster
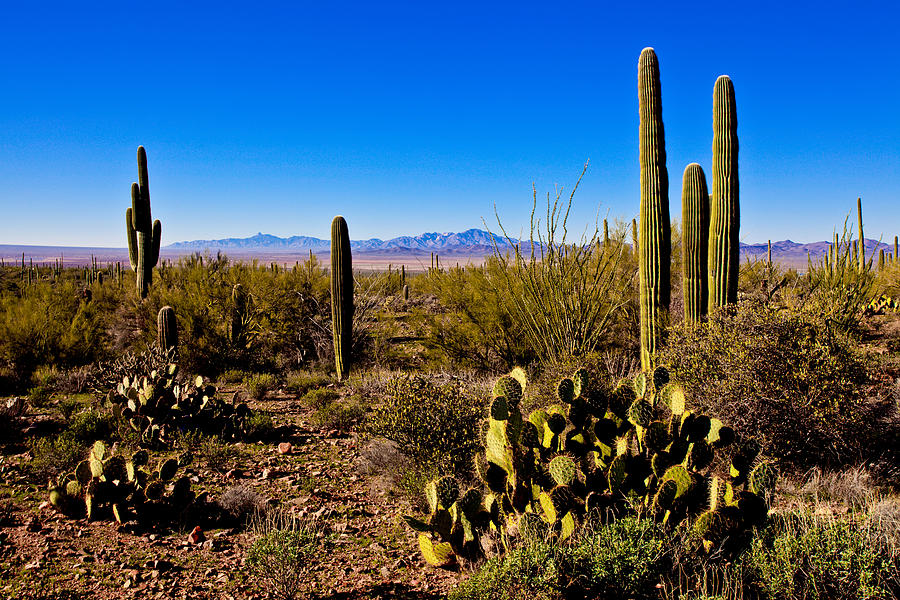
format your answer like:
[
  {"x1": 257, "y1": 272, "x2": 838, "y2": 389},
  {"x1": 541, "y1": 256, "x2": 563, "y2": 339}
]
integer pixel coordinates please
[
  {"x1": 105, "y1": 364, "x2": 252, "y2": 446},
  {"x1": 48, "y1": 441, "x2": 203, "y2": 523},
  {"x1": 406, "y1": 366, "x2": 775, "y2": 566}
]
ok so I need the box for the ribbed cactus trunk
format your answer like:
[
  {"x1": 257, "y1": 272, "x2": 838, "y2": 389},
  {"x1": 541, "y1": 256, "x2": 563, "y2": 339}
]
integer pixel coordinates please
[
  {"x1": 857, "y1": 197, "x2": 865, "y2": 272},
  {"x1": 157, "y1": 306, "x2": 178, "y2": 354},
  {"x1": 331, "y1": 216, "x2": 354, "y2": 381},
  {"x1": 767, "y1": 240, "x2": 772, "y2": 267},
  {"x1": 631, "y1": 218, "x2": 638, "y2": 256},
  {"x1": 709, "y1": 76, "x2": 739, "y2": 310},
  {"x1": 638, "y1": 48, "x2": 671, "y2": 371},
  {"x1": 879, "y1": 248, "x2": 885, "y2": 271},
  {"x1": 681, "y1": 163, "x2": 709, "y2": 324},
  {"x1": 231, "y1": 284, "x2": 247, "y2": 347},
  {"x1": 126, "y1": 146, "x2": 161, "y2": 299}
]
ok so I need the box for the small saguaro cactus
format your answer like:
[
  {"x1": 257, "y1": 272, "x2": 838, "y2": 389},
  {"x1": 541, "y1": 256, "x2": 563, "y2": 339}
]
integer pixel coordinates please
[
  {"x1": 126, "y1": 146, "x2": 161, "y2": 298},
  {"x1": 857, "y1": 197, "x2": 865, "y2": 272},
  {"x1": 638, "y1": 47, "x2": 671, "y2": 371},
  {"x1": 231, "y1": 284, "x2": 248, "y2": 347},
  {"x1": 681, "y1": 163, "x2": 709, "y2": 324},
  {"x1": 157, "y1": 306, "x2": 178, "y2": 354},
  {"x1": 331, "y1": 216, "x2": 354, "y2": 381},
  {"x1": 709, "y1": 75, "x2": 740, "y2": 310}
]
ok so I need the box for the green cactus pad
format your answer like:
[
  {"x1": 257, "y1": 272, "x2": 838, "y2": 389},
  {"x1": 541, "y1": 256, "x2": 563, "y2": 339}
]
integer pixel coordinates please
[
  {"x1": 403, "y1": 516, "x2": 431, "y2": 533},
  {"x1": 689, "y1": 441, "x2": 714, "y2": 471},
  {"x1": 493, "y1": 375, "x2": 523, "y2": 406},
  {"x1": 658, "y1": 383, "x2": 686, "y2": 415},
  {"x1": 539, "y1": 490, "x2": 558, "y2": 523},
  {"x1": 632, "y1": 373, "x2": 647, "y2": 398},
  {"x1": 653, "y1": 478, "x2": 678, "y2": 512},
  {"x1": 652, "y1": 366, "x2": 670, "y2": 391},
  {"x1": 609, "y1": 383, "x2": 636, "y2": 419},
  {"x1": 643, "y1": 421, "x2": 670, "y2": 451},
  {"x1": 434, "y1": 476, "x2": 460, "y2": 509},
  {"x1": 157, "y1": 458, "x2": 178, "y2": 481},
  {"x1": 520, "y1": 421, "x2": 540, "y2": 448},
  {"x1": 627, "y1": 398, "x2": 653, "y2": 428},
  {"x1": 103, "y1": 457, "x2": 127, "y2": 482},
  {"x1": 749, "y1": 463, "x2": 778, "y2": 502},
  {"x1": 91, "y1": 441, "x2": 107, "y2": 461},
  {"x1": 490, "y1": 396, "x2": 510, "y2": 421},
  {"x1": 549, "y1": 456, "x2": 577, "y2": 486},
  {"x1": 560, "y1": 512, "x2": 576, "y2": 540},
  {"x1": 557, "y1": 378, "x2": 575, "y2": 404},
  {"x1": 418, "y1": 534, "x2": 454, "y2": 566},
  {"x1": 594, "y1": 418, "x2": 617, "y2": 443},
  {"x1": 546, "y1": 413, "x2": 566, "y2": 435},
  {"x1": 572, "y1": 368, "x2": 589, "y2": 398},
  {"x1": 661, "y1": 465, "x2": 691, "y2": 499},
  {"x1": 608, "y1": 455, "x2": 628, "y2": 494}
]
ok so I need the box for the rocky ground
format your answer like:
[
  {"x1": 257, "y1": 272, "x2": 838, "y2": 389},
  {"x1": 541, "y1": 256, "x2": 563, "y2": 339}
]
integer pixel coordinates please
[{"x1": 0, "y1": 390, "x2": 462, "y2": 600}]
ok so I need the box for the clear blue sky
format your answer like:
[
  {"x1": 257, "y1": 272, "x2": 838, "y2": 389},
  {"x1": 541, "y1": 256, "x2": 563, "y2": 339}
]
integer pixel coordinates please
[{"x1": 1, "y1": 1, "x2": 898, "y2": 246}]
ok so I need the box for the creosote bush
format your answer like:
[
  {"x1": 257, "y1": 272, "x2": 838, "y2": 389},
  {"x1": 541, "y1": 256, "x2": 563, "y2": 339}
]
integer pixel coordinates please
[
  {"x1": 364, "y1": 375, "x2": 483, "y2": 477},
  {"x1": 247, "y1": 510, "x2": 328, "y2": 600},
  {"x1": 663, "y1": 300, "x2": 874, "y2": 468}
]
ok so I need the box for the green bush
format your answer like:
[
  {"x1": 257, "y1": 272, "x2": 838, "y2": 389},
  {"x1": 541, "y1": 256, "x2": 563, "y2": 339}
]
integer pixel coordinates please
[
  {"x1": 247, "y1": 510, "x2": 327, "y2": 600},
  {"x1": 285, "y1": 371, "x2": 331, "y2": 395},
  {"x1": 311, "y1": 399, "x2": 365, "y2": 431},
  {"x1": 748, "y1": 511, "x2": 900, "y2": 600},
  {"x1": 450, "y1": 517, "x2": 666, "y2": 600},
  {"x1": 244, "y1": 372, "x2": 277, "y2": 401},
  {"x1": 28, "y1": 435, "x2": 85, "y2": 482},
  {"x1": 364, "y1": 375, "x2": 483, "y2": 476},
  {"x1": 662, "y1": 301, "x2": 873, "y2": 467},
  {"x1": 300, "y1": 388, "x2": 339, "y2": 410}
]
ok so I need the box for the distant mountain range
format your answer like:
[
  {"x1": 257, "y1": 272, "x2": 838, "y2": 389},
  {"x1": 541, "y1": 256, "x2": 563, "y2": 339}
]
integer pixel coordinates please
[
  {"x1": 167, "y1": 228, "x2": 518, "y2": 255},
  {"x1": 167, "y1": 229, "x2": 894, "y2": 262}
]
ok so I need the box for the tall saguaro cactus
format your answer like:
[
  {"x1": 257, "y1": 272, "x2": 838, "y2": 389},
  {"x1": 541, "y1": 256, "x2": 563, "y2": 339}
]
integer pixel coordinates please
[
  {"x1": 681, "y1": 163, "x2": 709, "y2": 324},
  {"x1": 638, "y1": 47, "x2": 671, "y2": 371},
  {"x1": 331, "y1": 216, "x2": 354, "y2": 381},
  {"x1": 709, "y1": 76, "x2": 739, "y2": 310},
  {"x1": 157, "y1": 306, "x2": 178, "y2": 354},
  {"x1": 126, "y1": 146, "x2": 161, "y2": 298},
  {"x1": 231, "y1": 284, "x2": 248, "y2": 347}
]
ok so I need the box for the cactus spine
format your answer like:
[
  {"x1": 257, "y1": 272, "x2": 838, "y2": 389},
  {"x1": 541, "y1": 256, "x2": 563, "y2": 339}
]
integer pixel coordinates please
[
  {"x1": 638, "y1": 47, "x2": 671, "y2": 371},
  {"x1": 157, "y1": 306, "x2": 178, "y2": 354},
  {"x1": 126, "y1": 146, "x2": 161, "y2": 298},
  {"x1": 681, "y1": 163, "x2": 709, "y2": 324},
  {"x1": 331, "y1": 216, "x2": 354, "y2": 381},
  {"x1": 709, "y1": 75, "x2": 739, "y2": 310}
]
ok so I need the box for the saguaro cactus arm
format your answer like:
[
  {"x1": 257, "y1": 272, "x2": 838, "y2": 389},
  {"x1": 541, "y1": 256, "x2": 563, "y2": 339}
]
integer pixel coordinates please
[{"x1": 681, "y1": 163, "x2": 709, "y2": 323}]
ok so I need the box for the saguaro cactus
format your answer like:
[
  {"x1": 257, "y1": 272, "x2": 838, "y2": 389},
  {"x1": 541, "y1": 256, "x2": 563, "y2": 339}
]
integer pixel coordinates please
[
  {"x1": 681, "y1": 163, "x2": 709, "y2": 324},
  {"x1": 638, "y1": 47, "x2": 671, "y2": 371},
  {"x1": 857, "y1": 197, "x2": 865, "y2": 272},
  {"x1": 331, "y1": 216, "x2": 354, "y2": 380},
  {"x1": 231, "y1": 284, "x2": 247, "y2": 347},
  {"x1": 126, "y1": 146, "x2": 161, "y2": 298},
  {"x1": 157, "y1": 306, "x2": 178, "y2": 354},
  {"x1": 709, "y1": 75, "x2": 739, "y2": 310}
]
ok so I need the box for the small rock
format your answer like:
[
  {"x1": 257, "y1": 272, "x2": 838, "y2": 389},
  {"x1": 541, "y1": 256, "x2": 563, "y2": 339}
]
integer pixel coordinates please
[
  {"x1": 188, "y1": 526, "x2": 205, "y2": 544},
  {"x1": 277, "y1": 442, "x2": 292, "y2": 455},
  {"x1": 379, "y1": 566, "x2": 391, "y2": 579}
]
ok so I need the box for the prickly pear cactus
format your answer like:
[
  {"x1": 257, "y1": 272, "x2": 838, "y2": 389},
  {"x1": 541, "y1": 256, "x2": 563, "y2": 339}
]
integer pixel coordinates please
[{"x1": 404, "y1": 365, "x2": 773, "y2": 566}]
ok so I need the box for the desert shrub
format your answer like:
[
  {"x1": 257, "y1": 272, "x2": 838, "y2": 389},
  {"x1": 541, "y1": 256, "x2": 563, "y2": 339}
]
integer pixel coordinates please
[
  {"x1": 219, "y1": 368, "x2": 248, "y2": 384},
  {"x1": 57, "y1": 398, "x2": 81, "y2": 421},
  {"x1": 244, "y1": 372, "x2": 277, "y2": 401},
  {"x1": 310, "y1": 399, "x2": 365, "y2": 431},
  {"x1": 747, "y1": 510, "x2": 900, "y2": 600},
  {"x1": 450, "y1": 517, "x2": 666, "y2": 600},
  {"x1": 247, "y1": 510, "x2": 327, "y2": 600},
  {"x1": 217, "y1": 485, "x2": 264, "y2": 524},
  {"x1": 662, "y1": 301, "x2": 874, "y2": 468},
  {"x1": 285, "y1": 371, "x2": 331, "y2": 395},
  {"x1": 244, "y1": 411, "x2": 276, "y2": 439},
  {"x1": 364, "y1": 375, "x2": 483, "y2": 476},
  {"x1": 300, "y1": 388, "x2": 339, "y2": 410},
  {"x1": 803, "y1": 220, "x2": 876, "y2": 334},
  {"x1": 200, "y1": 434, "x2": 242, "y2": 472},
  {"x1": 28, "y1": 435, "x2": 85, "y2": 482},
  {"x1": 27, "y1": 384, "x2": 52, "y2": 408},
  {"x1": 64, "y1": 410, "x2": 115, "y2": 442}
]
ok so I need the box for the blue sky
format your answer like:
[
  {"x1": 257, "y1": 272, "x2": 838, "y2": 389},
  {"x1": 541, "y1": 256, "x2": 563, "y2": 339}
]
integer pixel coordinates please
[{"x1": 0, "y1": 1, "x2": 897, "y2": 246}]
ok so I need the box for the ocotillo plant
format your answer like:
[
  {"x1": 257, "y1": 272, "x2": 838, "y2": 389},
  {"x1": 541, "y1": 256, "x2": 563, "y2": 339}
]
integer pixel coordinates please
[
  {"x1": 157, "y1": 306, "x2": 178, "y2": 354},
  {"x1": 638, "y1": 47, "x2": 671, "y2": 371},
  {"x1": 681, "y1": 163, "x2": 709, "y2": 324},
  {"x1": 709, "y1": 75, "x2": 739, "y2": 310},
  {"x1": 331, "y1": 216, "x2": 354, "y2": 381},
  {"x1": 126, "y1": 146, "x2": 161, "y2": 298}
]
